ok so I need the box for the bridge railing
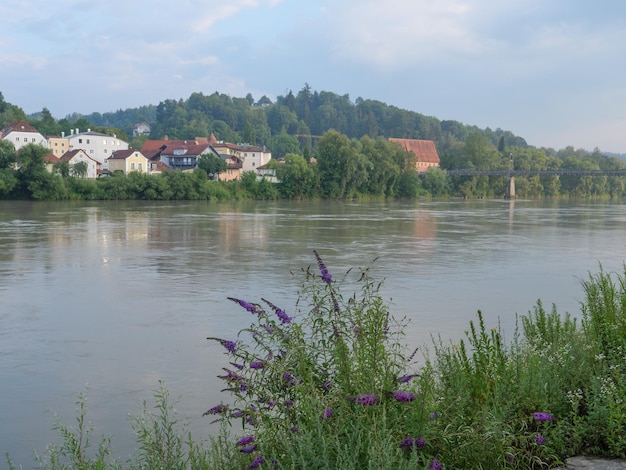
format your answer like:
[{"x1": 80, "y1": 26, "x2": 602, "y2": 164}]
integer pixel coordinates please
[{"x1": 445, "y1": 169, "x2": 626, "y2": 177}]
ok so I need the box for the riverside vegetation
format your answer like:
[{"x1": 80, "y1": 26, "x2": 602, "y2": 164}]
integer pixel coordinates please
[{"x1": 6, "y1": 253, "x2": 626, "y2": 469}]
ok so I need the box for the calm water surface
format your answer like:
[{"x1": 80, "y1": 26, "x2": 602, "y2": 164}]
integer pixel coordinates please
[{"x1": 2, "y1": 199, "x2": 626, "y2": 466}]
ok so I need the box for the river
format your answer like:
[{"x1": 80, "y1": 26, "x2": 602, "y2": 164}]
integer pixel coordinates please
[{"x1": 2, "y1": 199, "x2": 626, "y2": 467}]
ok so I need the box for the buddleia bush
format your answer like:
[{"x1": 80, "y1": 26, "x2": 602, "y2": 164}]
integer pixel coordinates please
[{"x1": 204, "y1": 251, "x2": 442, "y2": 469}]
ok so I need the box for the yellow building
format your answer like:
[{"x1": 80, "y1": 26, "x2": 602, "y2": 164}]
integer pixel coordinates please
[
  {"x1": 47, "y1": 136, "x2": 70, "y2": 158},
  {"x1": 107, "y1": 150, "x2": 149, "y2": 174}
]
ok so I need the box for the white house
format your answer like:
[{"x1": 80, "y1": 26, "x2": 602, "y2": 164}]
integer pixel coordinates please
[
  {"x1": 67, "y1": 128, "x2": 129, "y2": 169},
  {"x1": 0, "y1": 120, "x2": 48, "y2": 151},
  {"x1": 59, "y1": 149, "x2": 100, "y2": 178}
]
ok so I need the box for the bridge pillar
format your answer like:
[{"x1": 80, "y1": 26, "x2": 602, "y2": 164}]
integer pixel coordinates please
[{"x1": 505, "y1": 176, "x2": 515, "y2": 199}]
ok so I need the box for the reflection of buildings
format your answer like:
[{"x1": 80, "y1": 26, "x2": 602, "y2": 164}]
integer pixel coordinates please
[{"x1": 413, "y1": 209, "x2": 437, "y2": 240}]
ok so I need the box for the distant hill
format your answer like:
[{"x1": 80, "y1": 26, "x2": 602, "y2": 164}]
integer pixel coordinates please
[
  {"x1": 38, "y1": 86, "x2": 530, "y2": 154},
  {"x1": 606, "y1": 152, "x2": 626, "y2": 162}
]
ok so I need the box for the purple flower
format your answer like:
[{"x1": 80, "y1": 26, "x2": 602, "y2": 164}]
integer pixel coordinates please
[
  {"x1": 250, "y1": 361, "x2": 265, "y2": 369},
  {"x1": 219, "y1": 368, "x2": 243, "y2": 382},
  {"x1": 354, "y1": 393, "x2": 379, "y2": 406},
  {"x1": 221, "y1": 340, "x2": 237, "y2": 353},
  {"x1": 284, "y1": 399, "x2": 294, "y2": 407},
  {"x1": 231, "y1": 362, "x2": 244, "y2": 370},
  {"x1": 262, "y1": 298, "x2": 292, "y2": 324},
  {"x1": 398, "y1": 374, "x2": 418, "y2": 383},
  {"x1": 400, "y1": 437, "x2": 426, "y2": 450},
  {"x1": 283, "y1": 371, "x2": 292, "y2": 381},
  {"x1": 322, "y1": 407, "x2": 333, "y2": 419},
  {"x1": 391, "y1": 391, "x2": 416, "y2": 402},
  {"x1": 506, "y1": 453, "x2": 515, "y2": 462},
  {"x1": 239, "y1": 383, "x2": 249, "y2": 393},
  {"x1": 428, "y1": 458, "x2": 442, "y2": 470},
  {"x1": 322, "y1": 379, "x2": 332, "y2": 390},
  {"x1": 314, "y1": 250, "x2": 333, "y2": 284},
  {"x1": 230, "y1": 410, "x2": 244, "y2": 418},
  {"x1": 246, "y1": 415, "x2": 256, "y2": 426},
  {"x1": 429, "y1": 412, "x2": 440, "y2": 420},
  {"x1": 533, "y1": 412, "x2": 554, "y2": 422},
  {"x1": 290, "y1": 425, "x2": 298, "y2": 433},
  {"x1": 203, "y1": 404, "x2": 228, "y2": 416},
  {"x1": 249, "y1": 455, "x2": 265, "y2": 469},
  {"x1": 228, "y1": 297, "x2": 259, "y2": 314},
  {"x1": 535, "y1": 434, "x2": 546, "y2": 445},
  {"x1": 237, "y1": 435, "x2": 256, "y2": 446},
  {"x1": 240, "y1": 445, "x2": 256, "y2": 453}
]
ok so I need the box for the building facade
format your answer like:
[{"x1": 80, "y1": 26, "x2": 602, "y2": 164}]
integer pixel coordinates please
[
  {"x1": 0, "y1": 120, "x2": 48, "y2": 151},
  {"x1": 67, "y1": 129, "x2": 129, "y2": 168}
]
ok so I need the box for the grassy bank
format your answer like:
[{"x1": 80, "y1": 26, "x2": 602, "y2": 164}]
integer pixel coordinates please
[{"x1": 7, "y1": 254, "x2": 626, "y2": 469}]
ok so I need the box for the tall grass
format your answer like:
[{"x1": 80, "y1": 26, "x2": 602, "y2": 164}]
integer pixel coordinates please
[{"x1": 7, "y1": 257, "x2": 626, "y2": 469}]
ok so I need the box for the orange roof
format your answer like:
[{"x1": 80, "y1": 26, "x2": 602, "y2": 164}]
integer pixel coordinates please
[{"x1": 388, "y1": 138, "x2": 440, "y2": 164}]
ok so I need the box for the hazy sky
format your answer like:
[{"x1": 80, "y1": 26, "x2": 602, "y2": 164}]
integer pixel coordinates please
[{"x1": 2, "y1": 1, "x2": 626, "y2": 152}]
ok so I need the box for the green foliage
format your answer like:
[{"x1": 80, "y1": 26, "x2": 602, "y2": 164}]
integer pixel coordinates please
[
  {"x1": 197, "y1": 154, "x2": 226, "y2": 179},
  {"x1": 33, "y1": 391, "x2": 120, "y2": 470}
]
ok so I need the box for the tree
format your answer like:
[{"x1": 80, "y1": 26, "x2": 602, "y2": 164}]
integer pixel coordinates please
[
  {"x1": 71, "y1": 161, "x2": 89, "y2": 178},
  {"x1": 197, "y1": 154, "x2": 227, "y2": 179},
  {"x1": 421, "y1": 168, "x2": 450, "y2": 197},
  {"x1": 0, "y1": 139, "x2": 16, "y2": 169},
  {"x1": 315, "y1": 130, "x2": 359, "y2": 198},
  {"x1": 276, "y1": 153, "x2": 317, "y2": 198},
  {"x1": 54, "y1": 161, "x2": 70, "y2": 178}
]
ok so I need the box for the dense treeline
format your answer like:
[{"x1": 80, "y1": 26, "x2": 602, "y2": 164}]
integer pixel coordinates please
[{"x1": 3, "y1": 88, "x2": 626, "y2": 200}]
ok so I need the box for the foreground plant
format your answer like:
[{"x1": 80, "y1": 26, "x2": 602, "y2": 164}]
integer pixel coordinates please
[{"x1": 205, "y1": 251, "x2": 442, "y2": 469}]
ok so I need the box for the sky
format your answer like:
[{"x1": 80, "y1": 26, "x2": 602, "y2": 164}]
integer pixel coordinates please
[{"x1": 2, "y1": 0, "x2": 626, "y2": 152}]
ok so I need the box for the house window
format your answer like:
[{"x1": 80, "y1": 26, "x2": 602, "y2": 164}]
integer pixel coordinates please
[
  {"x1": 15, "y1": 137, "x2": 19, "y2": 141},
  {"x1": 24, "y1": 137, "x2": 28, "y2": 142},
  {"x1": 104, "y1": 149, "x2": 107, "y2": 153},
  {"x1": 54, "y1": 142, "x2": 58, "y2": 146},
  {"x1": 138, "y1": 163, "x2": 142, "y2": 171},
  {"x1": 131, "y1": 163, "x2": 135, "y2": 170},
  {"x1": 79, "y1": 139, "x2": 83, "y2": 144},
  {"x1": 32, "y1": 138, "x2": 36, "y2": 142},
  {"x1": 86, "y1": 139, "x2": 90, "y2": 144}
]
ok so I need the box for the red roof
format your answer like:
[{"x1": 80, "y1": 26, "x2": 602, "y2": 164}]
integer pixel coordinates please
[
  {"x1": 1, "y1": 120, "x2": 40, "y2": 135},
  {"x1": 44, "y1": 153, "x2": 59, "y2": 164},
  {"x1": 388, "y1": 138, "x2": 440, "y2": 165}
]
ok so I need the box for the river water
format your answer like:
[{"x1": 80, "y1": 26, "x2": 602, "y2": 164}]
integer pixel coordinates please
[{"x1": 2, "y1": 199, "x2": 626, "y2": 466}]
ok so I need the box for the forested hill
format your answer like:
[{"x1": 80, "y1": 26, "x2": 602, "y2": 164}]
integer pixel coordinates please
[{"x1": 24, "y1": 85, "x2": 528, "y2": 155}]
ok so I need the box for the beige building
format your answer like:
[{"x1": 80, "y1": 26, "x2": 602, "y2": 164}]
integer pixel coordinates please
[
  {"x1": 107, "y1": 149, "x2": 149, "y2": 174},
  {"x1": 47, "y1": 135, "x2": 70, "y2": 158}
]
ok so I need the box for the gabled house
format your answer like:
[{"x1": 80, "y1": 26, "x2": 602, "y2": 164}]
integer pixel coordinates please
[
  {"x1": 107, "y1": 149, "x2": 150, "y2": 174},
  {"x1": 132, "y1": 122, "x2": 151, "y2": 137},
  {"x1": 388, "y1": 138, "x2": 440, "y2": 173},
  {"x1": 148, "y1": 141, "x2": 221, "y2": 171},
  {"x1": 59, "y1": 149, "x2": 99, "y2": 178},
  {"x1": 1, "y1": 120, "x2": 48, "y2": 151}
]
